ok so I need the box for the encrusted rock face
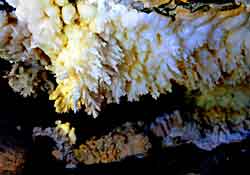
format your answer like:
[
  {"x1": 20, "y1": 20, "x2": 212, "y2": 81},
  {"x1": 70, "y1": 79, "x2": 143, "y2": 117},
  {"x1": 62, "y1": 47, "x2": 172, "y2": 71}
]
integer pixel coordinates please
[
  {"x1": 33, "y1": 120, "x2": 77, "y2": 168},
  {"x1": 33, "y1": 121, "x2": 151, "y2": 167},
  {"x1": 73, "y1": 122, "x2": 151, "y2": 165},
  {"x1": 149, "y1": 83, "x2": 250, "y2": 150},
  {"x1": 0, "y1": 139, "x2": 25, "y2": 175}
]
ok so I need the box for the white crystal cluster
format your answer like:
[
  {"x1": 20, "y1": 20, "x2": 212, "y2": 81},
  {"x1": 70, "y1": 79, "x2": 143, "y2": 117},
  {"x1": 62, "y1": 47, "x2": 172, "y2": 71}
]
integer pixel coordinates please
[
  {"x1": 1, "y1": 0, "x2": 250, "y2": 117},
  {"x1": 0, "y1": 10, "x2": 54, "y2": 96}
]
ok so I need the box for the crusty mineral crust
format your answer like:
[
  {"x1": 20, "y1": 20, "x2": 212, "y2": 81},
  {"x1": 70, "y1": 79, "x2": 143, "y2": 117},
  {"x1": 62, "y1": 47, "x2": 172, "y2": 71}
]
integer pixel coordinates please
[{"x1": 1, "y1": 0, "x2": 250, "y2": 118}]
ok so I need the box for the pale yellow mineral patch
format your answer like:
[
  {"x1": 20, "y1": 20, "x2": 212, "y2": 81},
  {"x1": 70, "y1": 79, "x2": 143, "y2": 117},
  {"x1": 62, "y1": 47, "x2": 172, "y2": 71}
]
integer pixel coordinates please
[
  {"x1": 137, "y1": 0, "x2": 172, "y2": 7},
  {"x1": 55, "y1": 0, "x2": 69, "y2": 6},
  {"x1": 62, "y1": 4, "x2": 77, "y2": 24}
]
